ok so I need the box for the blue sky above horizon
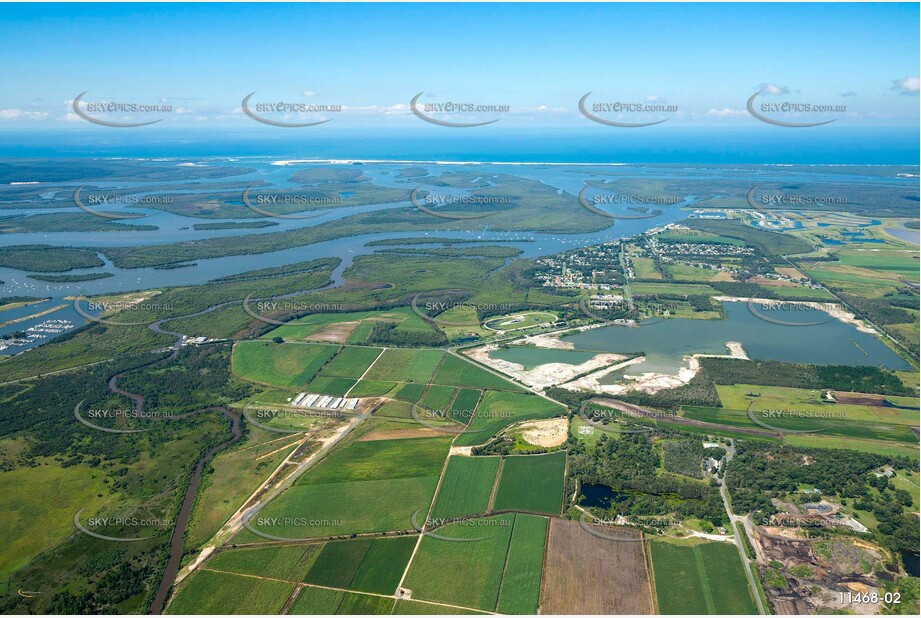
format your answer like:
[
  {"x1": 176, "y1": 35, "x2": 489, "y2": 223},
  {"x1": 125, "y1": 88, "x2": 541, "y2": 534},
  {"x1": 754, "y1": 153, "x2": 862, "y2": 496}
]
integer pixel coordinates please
[{"x1": 0, "y1": 2, "x2": 918, "y2": 131}]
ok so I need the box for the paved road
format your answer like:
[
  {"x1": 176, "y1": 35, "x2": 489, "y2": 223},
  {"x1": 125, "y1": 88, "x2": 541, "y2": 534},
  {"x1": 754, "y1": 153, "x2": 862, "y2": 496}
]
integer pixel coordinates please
[{"x1": 716, "y1": 443, "x2": 767, "y2": 615}]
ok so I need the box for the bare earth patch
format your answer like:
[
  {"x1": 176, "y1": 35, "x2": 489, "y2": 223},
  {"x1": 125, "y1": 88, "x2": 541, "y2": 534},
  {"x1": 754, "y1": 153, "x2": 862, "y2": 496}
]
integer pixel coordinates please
[
  {"x1": 308, "y1": 320, "x2": 359, "y2": 343},
  {"x1": 357, "y1": 427, "x2": 441, "y2": 441},
  {"x1": 540, "y1": 519, "x2": 654, "y2": 614},
  {"x1": 517, "y1": 417, "x2": 569, "y2": 447}
]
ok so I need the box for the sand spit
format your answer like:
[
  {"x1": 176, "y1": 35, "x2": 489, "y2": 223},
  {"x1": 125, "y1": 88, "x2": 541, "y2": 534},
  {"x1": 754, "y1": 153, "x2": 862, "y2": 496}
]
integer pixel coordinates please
[
  {"x1": 465, "y1": 344, "x2": 626, "y2": 389},
  {"x1": 562, "y1": 341, "x2": 748, "y2": 395}
]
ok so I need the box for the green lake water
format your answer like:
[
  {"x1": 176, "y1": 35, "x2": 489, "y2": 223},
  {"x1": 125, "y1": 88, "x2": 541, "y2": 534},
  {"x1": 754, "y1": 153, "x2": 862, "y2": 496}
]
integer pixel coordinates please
[
  {"x1": 488, "y1": 347, "x2": 598, "y2": 370},
  {"x1": 559, "y1": 302, "x2": 910, "y2": 375}
]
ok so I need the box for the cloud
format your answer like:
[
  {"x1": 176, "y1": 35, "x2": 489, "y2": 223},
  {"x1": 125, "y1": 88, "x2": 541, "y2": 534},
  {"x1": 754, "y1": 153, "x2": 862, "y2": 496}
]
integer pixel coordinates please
[
  {"x1": 839, "y1": 91, "x2": 857, "y2": 98},
  {"x1": 302, "y1": 91, "x2": 316, "y2": 97},
  {"x1": 758, "y1": 83, "x2": 789, "y2": 95},
  {"x1": 706, "y1": 108, "x2": 747, "y2": 118},
  {"x1": 0, "y1": 109, "x2": 50, "y2": 120},
  {"x1": 891, "y1": 76, "x2": 920, "y2": 95},
  {"x1": 644, "y1": 95, "x2": 661, "y2": 103}
]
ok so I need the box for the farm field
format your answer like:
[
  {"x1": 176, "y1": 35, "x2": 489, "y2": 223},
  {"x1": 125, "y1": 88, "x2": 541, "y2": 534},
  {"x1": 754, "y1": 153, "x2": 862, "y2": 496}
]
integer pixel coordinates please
[
  {"x1": 304, "y1": 375, "x2": 357, "y2": 396},
  {"x1": 166, "y1": 570, "x2": 294, "y2": 614},
  {"x1": 454, "y1": 391, "x2": 565, "y2": 447},
  {"x1": 231, "y1": 341, "x2": 338, "y2": 388},
  {"x1": 303, "y1": 535, "x2": 416, "y2": 595},
  {"x1": 287, "y1": 586, "x2": 346, "y2": 614},
  {"x1": 449, "y1": 388, "x2": 482, "y2": 423},
  {"x1": 207, "y1": 543, "x2": 322, "y2": 582},
  {"x1": 684, "y1": 382, "x2": 920, "y2": 446},
  {"x1": 539, "y1": 519, "x2": 655, "y2": 614},
  {"x1": 717, "y1": 384, "x2": 919, "y2": 425},
  {"x1": 318, "y1": 346, "x2": 383, "y2": 378},
  {"x1": 346, "y1": 379, "x2": 396, "y2": 397},
  {"x1": 650, "y1": 540, "x2": 756, "y2": 615},
  {"x1": 403, "y1": 513, "x2": 545, "y2": 613},
  {"x1": 430, "y1": 455, "x2": 500, "y2": 520},
  {"x1": 243, "y1": 437, "x2": 451, "y2": 538},
  {"x1": 262, "y1": 308, "x2": 424, "y2": 342},
  {"x1": 362, "y1": 348, "x2": 444, "y2": 383},
  {"x1": 496, "y1": 514, "x2": 548, "y2": 614},
  {"x1": 492, "y1": 451, "x2": 566, "y2": 516},
  {"x1": 420, "y1": 384, "x2": 457, "y2": 413},
  {"x1": 392, "y1": 600, "x2": 487, "y2": 614},
  {"x1": 434, "y1": 354, "x2": 527, "y2": 391}
]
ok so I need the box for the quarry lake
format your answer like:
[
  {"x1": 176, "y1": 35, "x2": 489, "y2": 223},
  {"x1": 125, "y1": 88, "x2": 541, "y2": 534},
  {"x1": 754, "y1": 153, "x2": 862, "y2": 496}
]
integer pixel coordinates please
[{"x1": 560, "y1": 302, "x2": 911, "y2": 373}]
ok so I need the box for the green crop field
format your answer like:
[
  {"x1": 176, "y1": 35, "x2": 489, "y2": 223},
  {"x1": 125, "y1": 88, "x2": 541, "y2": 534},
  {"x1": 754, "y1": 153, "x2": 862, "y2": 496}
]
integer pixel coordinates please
[
  {"x1": 373, "y1": 399, "x2": 414, "y2": 418},
  {"x1": 492, "y1": 451, "x2": 566, "y2": 515},
  {"x1": 246, "y1": 437, "x2": 451, "y2": 538},
  {"x1": 363, "y1": 349, "x2": 445, "y2": 383},
  {"x1": 319, "y1": 346, "x2": 383, "y2": 378},
  {"x1": 263, "y1": 309, "x2": 412, "y2": 342},
  {"x1": 207, "y1": 543, "x2": 322, "y2": 582},
  {"x1": 346, "y1": 380, "x2": 396, "y2": 397},
  {"x1": 231, "y1": 341, "x2": 338, "y2": 388},
  {"x1": 305, "y1": 538, "x2": 374, "y2": 588},
  {"x1": 496, "y1": 514, "x2": 548, "y2": 614},
  {"x1": 305, "y1": 375, "x2": 357, "y2": 396},
  {"x1": 348, "y1": 536, "x2": 418, "y2": 595},
  {"x1": 431, "y1": 456, "x2": 500, "y2": 520},
  {"x1": 454, "y1": 391, "x2": 565, "y2": 447},
  {"x1": 449, "y1": 388, "x2": 482, "y2": 423},
  {"x1": 403, "y1": 514, "x2": 515, "y2": 611},
  {"x1": 433, "y1": 354, "x2": 527, "y2": 392},
  {"x1": 333, "y1": 592, "x2": 395, "y2": 614},
  {"x1": 717, "y1": 384, "x2": 919, "y2": 425},
  {"x1": 682, "y1": 384, "x2": 921, "y2": 446},
  {"x1": 394, "y1": 382, "x2": 426, "y2": 402},
  {"x1": 650, "y1": 540, "x2": 755, "y2": 615},
  {"x1": 393, "y1": 600, "x2": 487, "y2": 614},
  {"x1": 420, "y1": 385, "x2": 457, "y2": 413},
  {"x1": 288, "y1": 586, "x2": 345, "y2": 614},
  {"x1": 166, "y1": 570, "x2": 295, "y2": 614},
  {"x1": 785, "y1": 433, "x2": 920, "y2": 459}
]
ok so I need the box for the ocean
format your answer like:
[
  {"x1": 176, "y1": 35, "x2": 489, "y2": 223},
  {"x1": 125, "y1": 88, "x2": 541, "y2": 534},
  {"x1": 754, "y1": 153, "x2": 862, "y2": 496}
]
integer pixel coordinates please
[{"x1": 0, "y1": 126, "x2": 917, "y2": 164}]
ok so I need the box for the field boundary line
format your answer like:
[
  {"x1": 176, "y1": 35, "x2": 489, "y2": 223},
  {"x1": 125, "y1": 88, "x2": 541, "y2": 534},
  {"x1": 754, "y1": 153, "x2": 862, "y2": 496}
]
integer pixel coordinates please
[
  {"x1": 492, "y1": 512, "x2": 518, "y2": 612},
  {"x1": 279, "y1": 584, "x2": 303, "y2": 615},
  {"x1": 642, "y1": 535, "x2": 659, "y2": 614},
  {"x1": 693, "y1": 545, "x2": 717, "y2": 614},
  {"x1": 396, "y1": 436, "x2": 453, "y2": 592},
  {"x1": 487, "y1": 457, "x2": 504, "y2": 512},
  {"x1": 344, "y1": 346, "x2": 387, "y2": 397}
]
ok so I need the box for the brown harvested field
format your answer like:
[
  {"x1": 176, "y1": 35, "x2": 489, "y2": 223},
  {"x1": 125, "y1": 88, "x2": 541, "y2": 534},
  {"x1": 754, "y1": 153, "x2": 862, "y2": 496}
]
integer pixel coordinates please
[
  {"x1": 539, "y1": 519, "x2": 654, "y2": 615},
  {"x1": 749, "y1": 277, "x2": 800, "y2": 287},
  {"x1": 308, "y1": 321, "x2": 359, "y2": 342},
  {"x1": 357, "y1": 427, "x2": 442, "y2": 441},
  {"x1": 831, "y1": 392, "x2": 886, "y2": 406}
]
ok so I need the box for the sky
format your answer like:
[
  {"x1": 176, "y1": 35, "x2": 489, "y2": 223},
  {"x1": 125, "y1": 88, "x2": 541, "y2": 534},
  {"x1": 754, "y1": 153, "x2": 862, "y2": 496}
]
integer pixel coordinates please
[{"x1": 0, "y1": 2, "x2": 918, "y2": 131}]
